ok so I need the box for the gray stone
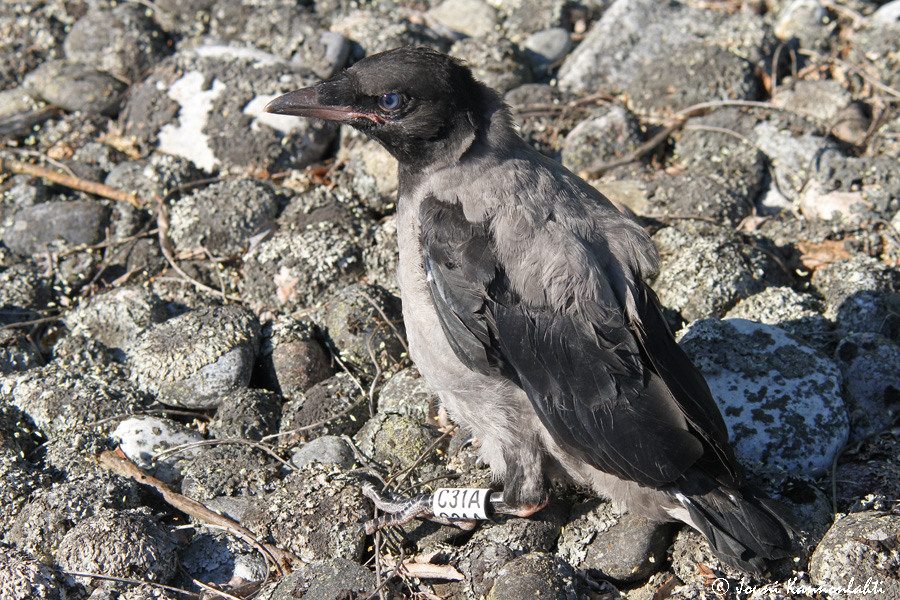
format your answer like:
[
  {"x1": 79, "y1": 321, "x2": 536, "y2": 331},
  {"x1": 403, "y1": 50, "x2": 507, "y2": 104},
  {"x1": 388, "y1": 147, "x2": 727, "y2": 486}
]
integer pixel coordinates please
[
  {"x1": 208, "y1": 388, "x2": 283, "y2": 441},
  {"x1": 168, "y1": 178, "x2": 281, "y2": 258},
  {"x1": 112, "y1": 416, "x2": 205, "y2": 484},
  {"x1": 486, "y1": 552, "x2": 578, "y2": 600},
  {"x1": 104, "y1": 155, "x2": 203, "y2": 207},
  {"x1": 63, "y1": 4, "x2": 169, "y2": 81},
  {"x1": 771, "y1": 79, "x2": 851, "y2": 125},
  {"x1": 679, "y1": 318, "x2": 848, "y2": 479},
  {"x1": 180, "y1": 530, "x2": 267, "y2": 590},
  {"x1": 22, "y1": 60, "x2": 126, "y2": 115},
  {"x1": 57, "y1": 509, "x2": 178, "y2": 591},
  {"x1": 449, "y1": 34, "x2": 534, "y2": 94},
  {"x1": 290, "y1": 435, "x2": 355, "y2": 470},
  {"x1": 874, "y1": 0, "x2": 900, "y2": 24},
  {"x1": 330, "y1": 10, "x2": 453, "y2": 57},
  {"x1": 560, "y1": 105, "x2": 642, "y2": 175},
  {"x1": 523, "y1": 28, "x2": 572, "y2": 75},
  {"x1": 0, "y1": 2, "x2": 67, "y2": 90},
  {"x1": 834, "y1": 333, "x2": 900, "y2": 441},
  {"x1": 338, "y1": 136, "x2": 398, "y2": 214},
  {"x1": 774, "y1": 0, "x2": 832, "y2": 50},
  {"x1": 269, "y1": 557, "x2": 376, "y2": 600},
  {"x1": 181, "y1": 444, "x2": 282, "y2": 503},
  {"x1": 1, "y1": 199, "x2": 110, "y2": 257},
  {"x1": 293, "y1": 31, "x2": 352, "y2": 80},
  {"x1": 0, "y1": 543, "x2": 66, "y2": 600},
  {"x1": 0, "y1": 262, "x2": 52, "y2": 326},
  {"x1": 652, "y1": 223, "x2": 789, "y2": 322},
  {"x1": 127, "y1": 304, "x2": 261, "y2": 408},
  {"x1": 378, "y1": 367, "x2": 435, "y2": 424},
  {"x1": 354, "y1": 412, "x2": 442, "y2": 474},
  {"x1": 429, "y1": 0, "x2": 499, "y2": 38},
  {"x1": 322, "y1": 282, "x2": 406, "y2": 378},
  {"x1": 256, "y1": 316, "x2": 332, "y2": 399},
  {"x1": 280, "y1": 372, "x2": 368, "y2": 441},
  {"x1": 558, "y1": 499, "x2": 672, "y2": 582},
  {"x1": 242, "y1": 465, "x2": 368, "y2": 563},
  {"x1": 725, "y1": 286, "x2": 833, "y2": 354},
  {"x1": 363, "y1": 215, "x2": 400, "y2": 294},
  {"x1": 752, "y1": 122, "x2": 843, "y2": 203},
  {"x1": 809, "y1": 511, "x2": 900, "y2": 599}
]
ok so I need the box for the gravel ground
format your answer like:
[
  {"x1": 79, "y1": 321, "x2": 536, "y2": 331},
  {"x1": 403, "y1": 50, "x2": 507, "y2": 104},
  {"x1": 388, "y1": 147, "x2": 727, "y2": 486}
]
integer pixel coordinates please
[{"x1": 1, "y1": 0, "x2": 899, "y2": 599}]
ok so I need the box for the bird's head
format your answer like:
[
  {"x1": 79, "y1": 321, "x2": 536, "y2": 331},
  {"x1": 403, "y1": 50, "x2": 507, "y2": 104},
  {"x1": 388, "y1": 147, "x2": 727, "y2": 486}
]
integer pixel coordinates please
[{"x1": 266, "y1": 47, "x2": 497, "y2": 169}]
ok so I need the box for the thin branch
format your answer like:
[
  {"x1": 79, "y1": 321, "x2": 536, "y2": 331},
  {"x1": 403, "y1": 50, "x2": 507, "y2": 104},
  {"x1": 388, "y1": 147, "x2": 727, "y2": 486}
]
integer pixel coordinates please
[
  {"x1": 0, "y1": 155, "x2": 144, "y2": 207},
  {"x1": 60, "y1": 570, "x2": 198, "y2": 598}
]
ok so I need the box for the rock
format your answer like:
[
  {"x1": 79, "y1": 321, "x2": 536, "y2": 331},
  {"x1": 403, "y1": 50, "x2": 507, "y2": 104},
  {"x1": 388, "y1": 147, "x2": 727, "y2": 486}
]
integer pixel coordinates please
[
  {"x1": 378, "y1": 367, "x2": 435, "y2": 424},
  {"x1": 774, "y1": 0, "x2": 832, "y2": 50},
  {"x1": 293, "y1": 31, "x2": 352, "y2": 80},
  {"x1": 873, "y1": 0, "x2": 900, "y2": 24},
  {"x1": 0, "y1": 405, "x2": 42, "y2": 535},
  {"x1": 3, "y1": 363, "x2": 149, "y2": 436},
  {"x1": 0, "y1": 330, "x2": 41, "y2": 375},
  {"x1": 0, "y1": 262, "x2": 52, "y2": 326},
  {"x1": 363, "y1": 215, "x2": 400, "y2": 294},
  {"x1": 811, "y1": 254, "x2": 900, "y2": 340},
  {"x1": 127, "y1": 304, "x2": 261, "y2": 408},
  {"x1": 652, "y1": 223, "x2": 789, "y2": 323},
  {"x1": 279, "y1": 372, "x2": 368, "y2": 441},
  {"x1": 269, "y1": 557, "x2": 376, "y2": 600},
  {"x1": 62, "y1": 4, "x2": 169, "y2": 81},
  {"x1": 0, "y1": 543, "x2": 66, "y2": 600},
  {"x1": 180, "y1": 530, "x2": 267, "y2": 590},
  {"x1": 330, "y1": 10, "x2": 452, "y2": 57},
  {"x1": 771, "y1": 79, "x2": 851, "y2": 126},
  {"x1": 321, "y1": 282, "x2": 406, "y2": 378},
  {"x1": 63, "y1": 287, "x2": 168, "y2": 360},
  {"x1": 834, "y1": 333, "x2": 900, "y2": 441},
  {"x1": 560, "y1": 105, "x2": 642, "y2": 175},
  {"x1": 679, "y1": 318, "x2": 848, "y2": 479},
  {"x1": 112, "y1": 416, "x2": 205, "y2": 484},
  {"x1": 428, "y1": 0, "x2": 499, "y2": 38},
  {"x1": 22, "y1": 60, "x2": 126, "y2": 115},
  {"x1": 338, "y1": 136, "x2": 398, "y2": 214},
  {"x1": 168, "y1": 178, "x2": 282, "y2": 258},
  {"x1": 242, "y1": 464, "x2": 368, "y2": 563},
  {"x1": 751, "y1": 122, "x2": 842, "y2": 203},
  {"x1": 0, "y1": 2, "x2": 67, "y2": 90},
  {"x1": 256, "y1": 316, "x2": 332, "y2": 399},
  {"x1": 557, "y1": 499, "x2": 672, "y2": 583},
  {"x1": 57, "y1": 509, "x2": 178, "y2": 591},
  {"x1": 486, "y1": 552, "x2": 579, "y2": 600},
  {"x1": 725, "y1": 286, "x2": 834, "y2": 354},
  {"x1": 354, "y1": 412, "x2": 442, "y2": 474},
  {"x1": 120, "y1": 43, "x2": 338, "y2": 173},
  {"x1": 290, "y1": 435, "x2": 355, "y2": 470},
  {"x1": 181, "y1": 444, "x2": 282, "y2": 504},
  {"x1": 1, "y1": 199, "x2": 110, "y2": 257},
  {"x1": 523, "y1": 28, "x2": 572, "y2": 76},
  {"x1": 449, "y1": 34, "x2": 534, "y2": 93},
  {"x1": 809, "y1": 511, "x2": 900, "y2": 599},
  {"x1": 104, "y1": 154, "x2": 203, "y2": 206},
  {"x1": 208, "y1": 388, "x2": 282, "y2": 441}
]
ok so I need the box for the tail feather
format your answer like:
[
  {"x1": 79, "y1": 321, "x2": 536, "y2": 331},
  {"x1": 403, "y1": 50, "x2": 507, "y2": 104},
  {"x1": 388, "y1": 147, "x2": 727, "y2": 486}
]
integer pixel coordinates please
[{"x1": 678, "y1": 487, "x2": 797, "y2": 574}]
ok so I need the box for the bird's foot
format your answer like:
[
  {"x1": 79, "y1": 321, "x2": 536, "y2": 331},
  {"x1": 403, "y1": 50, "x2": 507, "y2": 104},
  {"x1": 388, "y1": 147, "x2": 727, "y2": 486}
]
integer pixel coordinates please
[{"x1": 361, "y1": 483, "x2": 548, "y2": 534}]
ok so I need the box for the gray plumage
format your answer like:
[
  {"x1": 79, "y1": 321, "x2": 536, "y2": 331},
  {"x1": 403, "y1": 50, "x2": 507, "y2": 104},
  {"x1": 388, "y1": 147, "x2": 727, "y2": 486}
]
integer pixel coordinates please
[{"x1": 266, "y1": 47, "x2": 795, "y2": 573}]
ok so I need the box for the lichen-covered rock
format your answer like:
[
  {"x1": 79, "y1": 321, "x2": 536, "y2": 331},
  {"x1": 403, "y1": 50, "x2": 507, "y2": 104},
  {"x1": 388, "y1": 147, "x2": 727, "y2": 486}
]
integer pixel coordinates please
[
  {"x1": 21, "y1": 60, "x2": 127, "y2": 115},
  {"x1": 181, "y1": 444, "x2": 282, "y2": 502},
  {"x1": 378, "y1": 367, "x2": 435, "y2": 424},
  {"x1": 241, "y1": 464, "x2": 368, "y2": 563},
  {"x1": 449, "y1": 34, "x2": 534, "y2": 94},
  {"x1": 560, "y1": 105, "x2": 642, "y2": 175},
  {"x1": 679, "y1": 318, "x2": 848, "y2": 479},
  {"x1": 486, "y1": 552, "x2": 580, "y2": 600},
  {"x1": 127, "y1": 304, "x2": 261, "y2": 408},
  {"x1": 208, "y1": 388, "x2": 282, "y2": 441},
  {"x1": 268, "y1": 557, "x2": 376, "y2": 600},
  {"x1": 290, "y1": 435, "x2": 355, "y2": 470},
  {"x1": 809, "y1": 511, "x2": 900, "y2": 599},
  {"x1": 725, "y1": 286, "x2": 833, "y2": 355},
  {"x1": 0, "y1": 543, "x2": 66, "y2": 600},
  {"x1": 180, "y1": 530, "x2": 267, "y2": 590},
  {"x1": 834, "y1": 333, "x2": 900, "y2": 441},
  {"x1": 57, "y1": 509, "x2": 178, "y2": 591},
  {"x1": 1, "y1": 199, "x2": 111, "y2": 257},
  {"x1": 112, "y1": 415, "x2": 205, "y2": 484},
  {"x1": 279, "y1": 372, "x2": 368, "y2": 441},
  {"x1": 256, "y1": 316, "x2": 332, "y2": 399},
  {"x1": 354, "y1": 412, "x2": 443, "y2": 474}
]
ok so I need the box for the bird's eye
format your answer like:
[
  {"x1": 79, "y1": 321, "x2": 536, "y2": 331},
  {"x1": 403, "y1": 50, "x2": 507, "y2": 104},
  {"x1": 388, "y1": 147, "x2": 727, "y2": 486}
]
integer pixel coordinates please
[{"x1": 379, "y1": 93, "x2": 403, "y2": 111}]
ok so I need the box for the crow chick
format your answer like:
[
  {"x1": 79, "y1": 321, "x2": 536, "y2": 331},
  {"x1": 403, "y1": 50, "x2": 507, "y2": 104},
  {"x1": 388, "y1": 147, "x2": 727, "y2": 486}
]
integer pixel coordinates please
[{"x1": 266, "y1": 47, "x2": 795, "y2": 573}]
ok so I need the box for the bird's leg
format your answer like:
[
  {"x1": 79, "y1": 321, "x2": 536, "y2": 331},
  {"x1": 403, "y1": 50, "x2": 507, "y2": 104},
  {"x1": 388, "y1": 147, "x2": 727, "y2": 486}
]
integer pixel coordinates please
[{"x1": 361, "y1": 483, "x2": 548, "y2": 534}]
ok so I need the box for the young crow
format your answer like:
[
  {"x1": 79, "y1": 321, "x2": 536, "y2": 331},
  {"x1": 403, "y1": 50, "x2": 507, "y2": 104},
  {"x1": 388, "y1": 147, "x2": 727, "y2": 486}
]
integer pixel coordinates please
[{"x1": 266, "y1": 46, "x2": 795, "y2": 573}]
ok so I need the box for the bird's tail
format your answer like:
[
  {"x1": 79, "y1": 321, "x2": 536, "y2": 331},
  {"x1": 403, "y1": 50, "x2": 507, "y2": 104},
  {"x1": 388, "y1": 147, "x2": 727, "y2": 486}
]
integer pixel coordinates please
[{"x1": 675, "y1": 486, "x2": 797, "y2": 574}]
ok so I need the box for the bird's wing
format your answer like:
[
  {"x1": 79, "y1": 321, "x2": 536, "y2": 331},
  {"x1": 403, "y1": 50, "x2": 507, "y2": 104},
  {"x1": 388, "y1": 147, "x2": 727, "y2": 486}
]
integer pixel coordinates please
[{"x1": 420, "y1": 194, "x2": 736, "y2": 489}]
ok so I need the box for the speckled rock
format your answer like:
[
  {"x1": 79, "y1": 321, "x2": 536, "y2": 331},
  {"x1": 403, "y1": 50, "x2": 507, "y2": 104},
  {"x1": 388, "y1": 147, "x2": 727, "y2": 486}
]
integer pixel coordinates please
[
  {"x1": 811, "y1": 254, "x2": 900, "y2": 340},
  {"x1": 354, "y1": 412, "x2": 442, "y2": 474},
  {"x1": 0, "y1": 262, "x2": 52, "y2": 326},
  {"x1": 363, "y1": 214, "x2": 400, "y2": 294},
  {"x1": 1, "y1": 199, "x2": 111, "y2": 257},
  {"x1": 268, "y1": 557, "x2": 376, "y2": 600},
  {"x1": 809, "y1": 511, "x2": 900, "y2": 599},
  {"x1": 557, "y1": 499, "x2": 672, "y2": 583},
  {"x1": 104, "y1": 154, "x2": 203, "y2": 206},
  {"x1": 679, "y1": 318, "x2": 848, "y2": 479},
  {"x1": 0, "y1": 330, "x2": 41, "y2": 375},
  {"x1": 725, "y1": 286, "x2": 833, "y2": 354},
  {"x1": 241, "y1": 464, "x2": 368, "y2": 563},
  {"x1": 120, "y1": 43, "x2": 337, "y2": 173},
  {"x1": 208, "y1": 388, "x2": 282, "y2": 441},
  {"x1": 378, "y1": 367, "x2": 435, "y2": 424},
  {"x1": 256, "y1": 315, "x2": 332, "y2": 399},
  {"x1": 279, "y1": 372, "x2": 368, "y2": 441},
  {"x1": 774, "y1": 0, "x2": 832, "y2": 50},
  {"x1": 180, "y1": 530, "x2": 267, "y2": 590},
  {"x1": 428, "y1": 0, "x2": 499, "y2": 38},
  {"x1": 181, "y1": 444, "x2": 282, "y2": 504},
  {"x1": 322, "y1": 282, "x2": 406, "y2": 378},
  {"x1": 330, "y1": 10, "x2": 452, "y2": 57},
  {"x1": 290, "y1": 435, "x2": 355, "y2": 470},
  {"x1": 63, "y1": 287, "x2": 168, "y2": 359},
  {"x1": 62, "y1": 3, "x2": 169, "y2": 81},
  {"x1": 449, "y1": 34, "x2": 533, "y2": 94},
  {"x1": 752, "y1": 123, "x2": 843, "y2": 204},
  {"x1": 0, "y1": 404, "x2": 43, "y2": 538},
  {"x1": 338, "y1": 136, "x2": 398, "y2": 214},
  {"x1": 834, "y1": 333, "x2": 900, "y2": 441},
  {"x1": 560, "y1": 105, "x2": 642, "y2": 175},
  {"x1": 168, "y1": 178, "x2": 281, "y2": 258},
  {"x1": 669, "y1": 526, "x2": 747, "y2": 584},
  {"x1": 127, "y1": 304, "x2": 261, "y2": 408},
  {"x1": 57, "y1": 509, "x2": 178, "y2": 591},
  {"x1": 652, "y1": 223, "x2": 790, "y2": 323},
  {"x1": 241, "y1": 189, "x2": 372, "y2": 312},
  {"x1": 112, "y1": 416, "x2": 205, "y2": 484},
  {"x1": 9, "y1": 476, "x2": 143, "y2": 561},
  {"x1": 486, "y1": 551, "x2": 579, "y2": 600},
  {"x1": 0, "y1": 2, "x2": 67, "y2": 90},
  {"x1": 21, "y1": 60, "x2": 126, "y2": 115},
  {"x1": 0, "y1": 543, "x2": 66, "y2": 600},
  {"x1": 3, "y1": 362, "x2": 150, "y2": 435},
  {"x1": 771, "y1": 79, "x2": 851, "y2": 126}
]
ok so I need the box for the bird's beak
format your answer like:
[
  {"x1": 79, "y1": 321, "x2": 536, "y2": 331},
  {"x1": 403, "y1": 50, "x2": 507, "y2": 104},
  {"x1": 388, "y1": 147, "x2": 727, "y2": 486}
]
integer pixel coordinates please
[{"x1": 265, "y1": 86, "x2": 371, "y2": 123}]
